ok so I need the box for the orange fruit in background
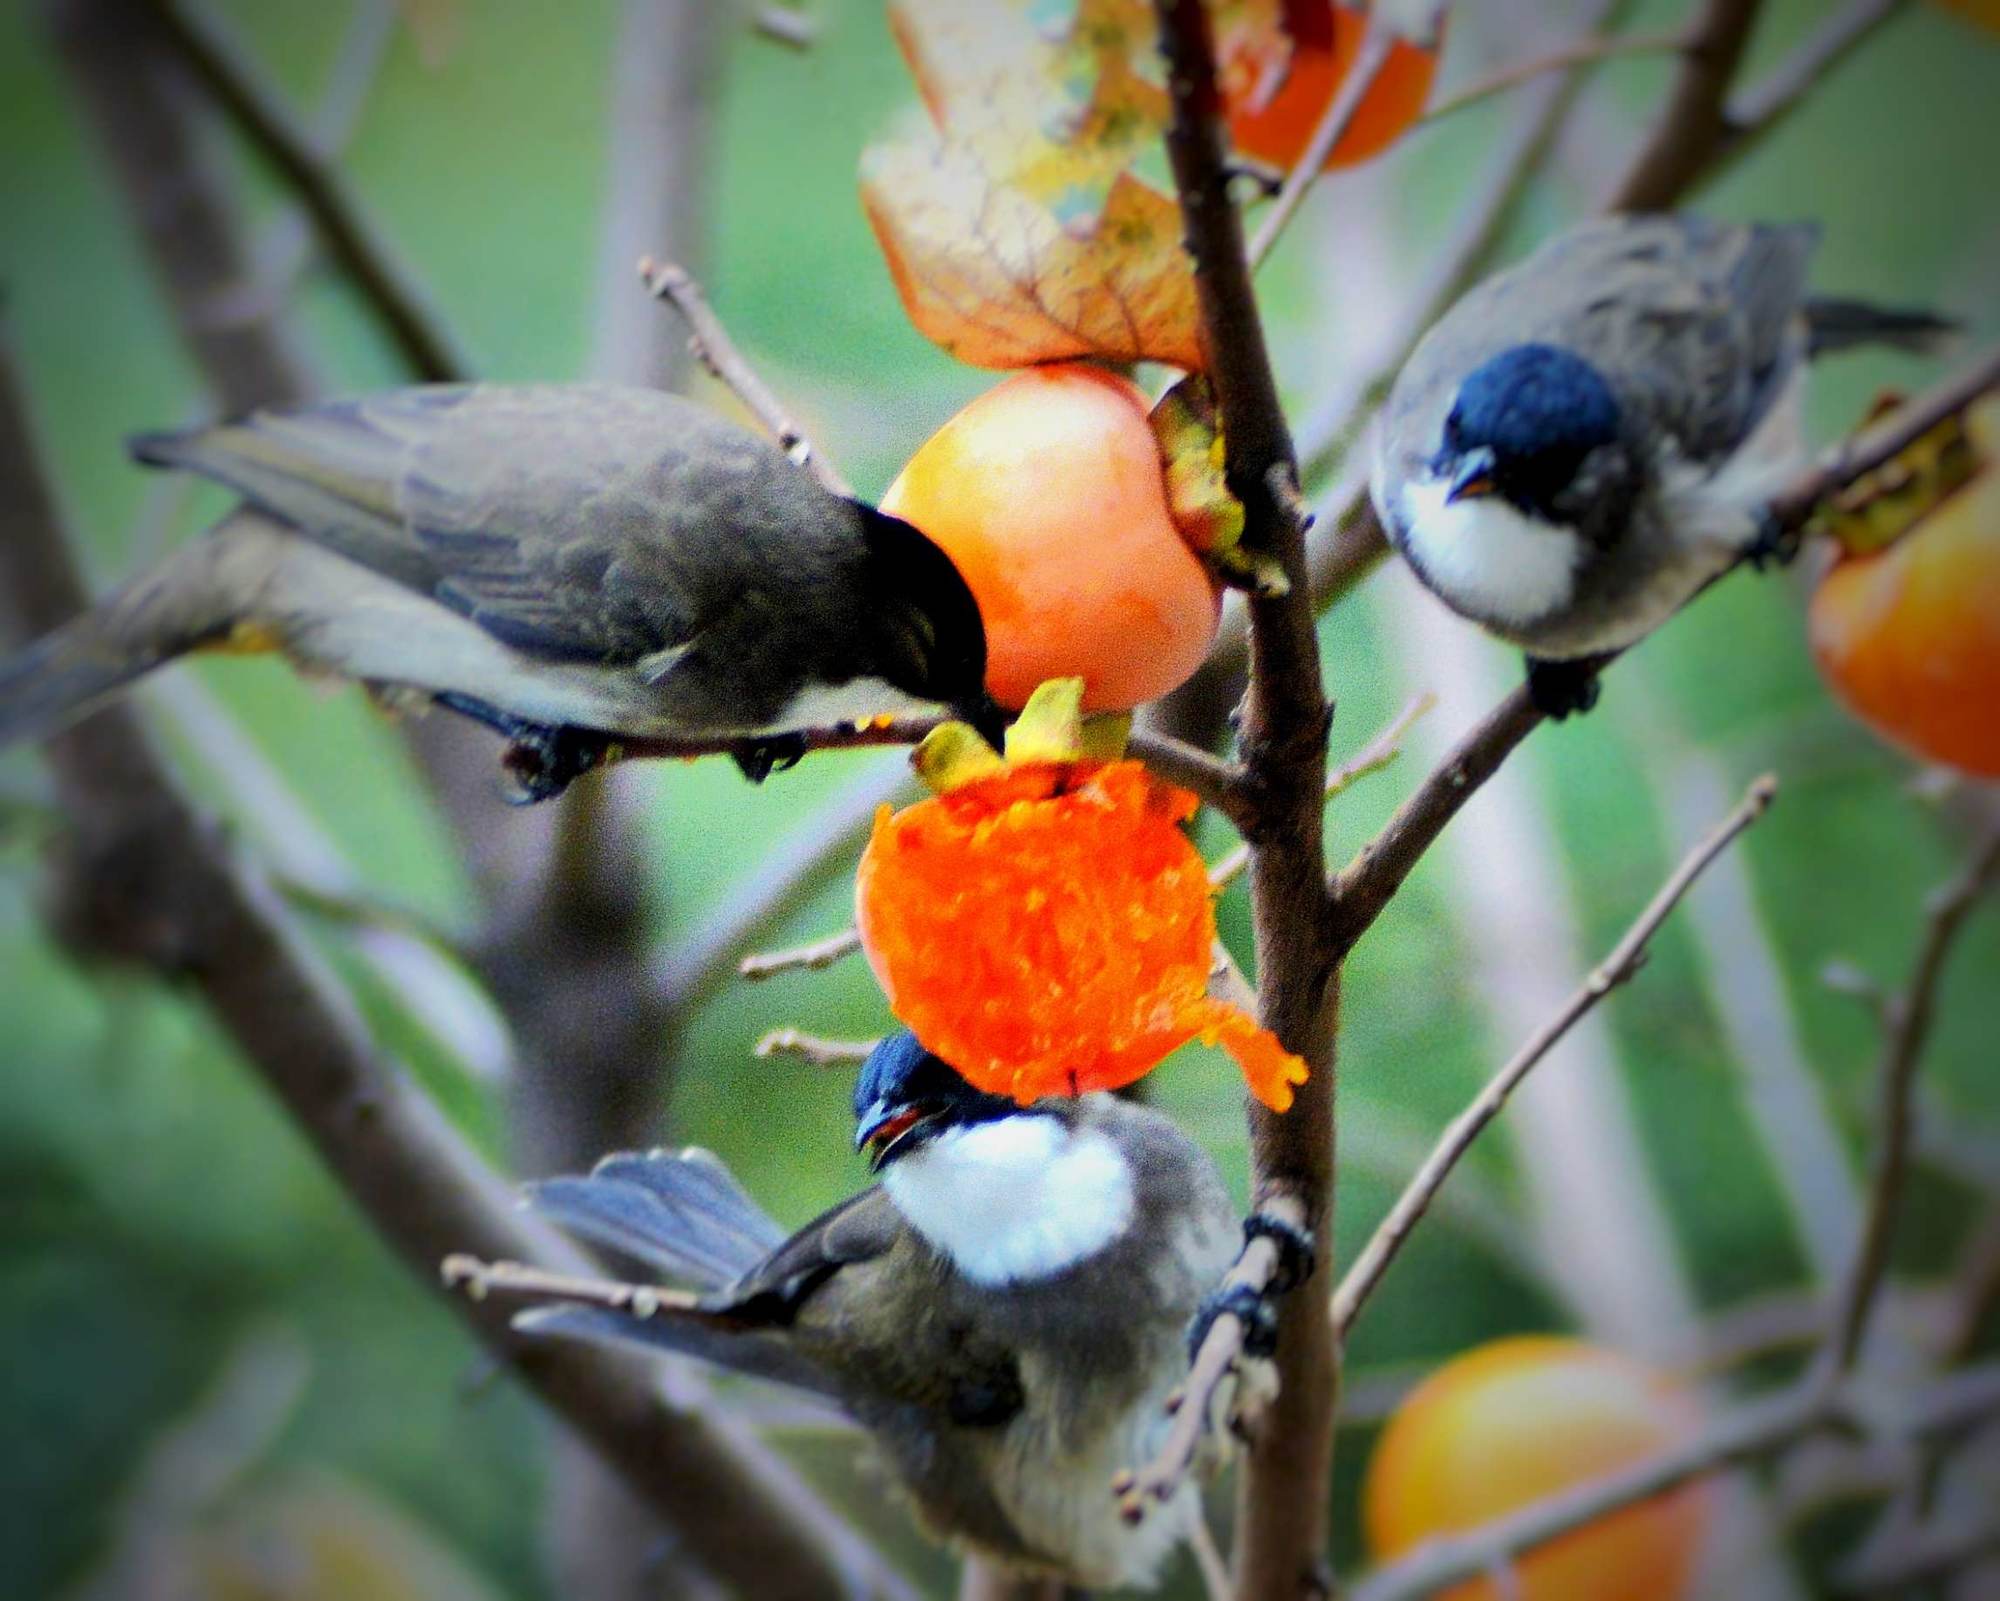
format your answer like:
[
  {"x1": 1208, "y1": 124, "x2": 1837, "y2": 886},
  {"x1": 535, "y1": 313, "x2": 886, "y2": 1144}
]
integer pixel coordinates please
[
  {"x1": 879, "y1": 364, "x2": 1222, "y2": 712},
  {"x1": 1364, "y1": 1336, "x2": 1710, "y2": 1601},
  {"x1": 1226, "y1": 4, "x2": 1439, "y2": 173},
  {"x1": 1808, "y1": 411, "x2": 2000, "y2": 778}
]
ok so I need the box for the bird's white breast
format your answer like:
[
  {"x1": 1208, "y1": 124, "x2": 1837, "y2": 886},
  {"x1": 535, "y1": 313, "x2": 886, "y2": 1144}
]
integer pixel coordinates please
[
  {"x1": 1394, "y1": 476, "x2": 1581, "y2": 632},
  {"x1": 882, "y1": 1117, "x2": 1136, "y2": 1285}
]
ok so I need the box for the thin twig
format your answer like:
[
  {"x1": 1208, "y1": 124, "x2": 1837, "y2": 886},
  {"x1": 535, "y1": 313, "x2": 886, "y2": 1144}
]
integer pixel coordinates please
[
  {"x1": 1354, "y1": 1361, "x2": 2000, "y2": 1601},
  {"x1": 741, "y1": 928, "x2": 865, "y2": 981},
  {"x1": 638, "y1": 255, "x2": 850, "y2": 496},
  {"x1": 1208, "y1": 692, "x2": 1433, "y2": 893},
  {"x1": 1838, "y1": 1512, "x2": 2000, "y2": 1595},
  {"x1": 1423, "y1": 27, "x2": 1690, "y2": 123},
  {"x1": 750, "y1": 4, "x2": 817, "y2": 50},
  {"x1": 137, "y1": 0, "x2": 472, "y2": 380},
  {"x1": 443, "y1": 1255, "x2": 698, "y2": 1319},
  {"x1": 754, "y1": 1029, "x2": 878, "y2": 1067},
  {"x1": 1820, "y1": 825, "x2": 2000, "y2": 1376},
  {"x1": 1333, "y1": 775, "x2": 1778, "y2": 1336},
  {"x1": 1718, "y1": 0, "x2": 1908, "y2": 169},
  {"x1": 1246, "y1": 21, "x2": 1398, "y2": 268}
]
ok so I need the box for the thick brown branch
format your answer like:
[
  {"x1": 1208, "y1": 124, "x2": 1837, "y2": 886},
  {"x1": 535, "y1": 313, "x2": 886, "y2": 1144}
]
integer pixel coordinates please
[
  {"x1": 1333, "y1": 776, "x2": 1777, "y2": 1336},
  {"x1": 1821, "y1": 825, "x2": 2000, "y2": 1375},
  {"x1": 137, "y1": 0, "x2": 472, "y2": 381},
  {"x1": 0, "y1": 342, "x2": 899, "y2": 1601},
  {"x1": 639, "y1": 255, "x2": 850, "y2": 497},
  {"x1": 1156, "y1": 5, "x2": 1341, "y2": 1596},
  {"x1": 1605, "y1": 0, "x2": 1769, "y2": 212}
]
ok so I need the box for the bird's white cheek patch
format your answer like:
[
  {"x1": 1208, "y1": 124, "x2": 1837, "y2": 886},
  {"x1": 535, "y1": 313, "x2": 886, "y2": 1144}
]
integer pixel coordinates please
[
  {"x1": 1398, "y1": 478, "x2": 1579, "y2": 630},
  {"x1": 883, "y1": 1119, "x2": 1136, "y2": 1286}
]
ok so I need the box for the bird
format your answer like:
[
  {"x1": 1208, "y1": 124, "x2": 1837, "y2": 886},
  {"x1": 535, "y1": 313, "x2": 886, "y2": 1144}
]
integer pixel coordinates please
[
  {"x1": 1371, "y1": 215, "x2": 1955, "y2": 718},
  {"x1": 0, "y1": 383, "x2": 1000, "y2": 799},
  {"x1": 445, "y1": 1031, "x2": 1309, "y2": 1589}
]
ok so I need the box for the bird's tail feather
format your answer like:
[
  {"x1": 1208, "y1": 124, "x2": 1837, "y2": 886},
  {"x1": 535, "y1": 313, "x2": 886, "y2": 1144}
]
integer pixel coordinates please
[
  {"x1": 525, "y1": 1147, "x2": 789, "y2": 1290},
  {"x1": 0, "y1": 514, "x2": 277, "y2": 752},
  {"x1": 514, "y1": 1303, "x2": 845, "y2": 1400},
  {"x1": 1805, "y1": 298, "x2": 1960, "y2": 359}
]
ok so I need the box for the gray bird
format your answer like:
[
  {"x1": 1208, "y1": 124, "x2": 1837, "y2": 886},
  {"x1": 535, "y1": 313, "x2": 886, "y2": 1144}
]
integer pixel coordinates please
[
  {"x1": 1371, "y1": 215, "x2": 1952, "y2": 717},
  {"x1": 453, "y1": 1032, "x2": 1305, "y2": 1589},
  {"x1": 0, "y1": 384, "x2": 999, "y2": 798}
]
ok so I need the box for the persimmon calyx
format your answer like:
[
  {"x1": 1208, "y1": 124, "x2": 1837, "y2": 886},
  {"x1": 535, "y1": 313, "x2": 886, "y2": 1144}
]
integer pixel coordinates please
[
  {"x1": 913, "y1": 677, "x2": 1133, "y2": 793},
  {"x1": 1816, "y1": 392, "x2": 1990, "y2": 560},
  {"x1": 1151, "y1": 375, "x2": 1290, "y2": 597}
]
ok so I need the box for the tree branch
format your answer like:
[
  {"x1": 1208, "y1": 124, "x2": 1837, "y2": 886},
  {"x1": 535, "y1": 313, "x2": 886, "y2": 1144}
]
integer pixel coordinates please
[
  {"x1": 1718, "y1": 0, "x2": 1909, "y2": 170},
  {"x1": 639, "y1": 255, "x2": 851, "y2": 496},
  {"x1": 1333, "y1": 775, "x2": 1777, "y2": 1337},
  {"x1": 754, "y1": 1029, "x2": 878, "y2": 1067},
  {"x1": 1604, "y1": 0, "x2": 1769, "y2": 212},
  {"x1": 136, "y1": 0, "x2": 472, "y2": 381},
  {"x1": 1421, "y1": 26, "x2": 1691, "y2": 124},
  {"x1": 0, "y1": 339, "x2": 901, "y2": 1601},
  {"x1": 1156, "y1": 5, "x2": 1341, "y2": 1595},
  {"x1": 1820, "y1": 824, "x2": 2000, "y2": 1375}
]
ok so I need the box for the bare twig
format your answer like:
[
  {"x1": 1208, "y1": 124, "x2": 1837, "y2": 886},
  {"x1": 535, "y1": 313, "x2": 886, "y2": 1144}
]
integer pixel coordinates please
[
  {"x1": 1246, "y1": 20, "x2": 1398, "y2": 268},
  {"x1": 1333, "y1": 776, "x2": 1777, "y2": 1336},
  {"x1": 1605, "y1": 0, "x2": 1770, "y2": 212},
  {"x1": 750, "y1": 4, "x2": 817, "y2": 50},
  {"x1": 754, "y1": 1029, "x2": 878, "y2": 1068},
  {"x1": 1114, "y1": 1190, "x2": 1311, "y2": 1519},
  {"x1": 1719, "y1": 0, "x2": 1908, "y2": 167},
  {"x1": 741, "y1": 928, "x2": 864, "y2": 981},
  {"x1": 1821, "y1": 825, "x2": 2000, "y2": 1375},
  {"x1": 1838, "y1": 1512, "x2": 2000, "y2": 1595},
  {"x1": 136, "y1": 0, "x2": 471, "y2": 380},
  {"x1": 0, "y1": 340, "x2": 900, "y2": 1601},
  {"x1": 638, "y1": 255, "x2": 850, "y2": 496},
  {"x1": 1208, "y1": 692, "x2": 1433, "y2": 893},
  {"x1": 1156, "y1": 5, "x2": 1342, "y2": 1594},
  {"x1": 1423, "y1": 26, "x2": 1690, "y2": 123}
]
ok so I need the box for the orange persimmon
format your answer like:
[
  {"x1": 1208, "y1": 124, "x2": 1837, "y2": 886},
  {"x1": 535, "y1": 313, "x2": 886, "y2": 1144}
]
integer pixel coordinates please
[
  {"x1": 879, "y1": 365, "x2": 1222, "y2": 712},
  {"x1": 1364, "y1": 1337, "x2": 1711, "y2": 1601},
  {"x1": 1226, "y1": 4, "x2": 1439, "y2": 173},
  {"x1": 1809, "y1": 397, "x2": 2000, "y2": 777},
  {"x1": 854, "y1": 684, "x2": 1306, "y2": 1111}
]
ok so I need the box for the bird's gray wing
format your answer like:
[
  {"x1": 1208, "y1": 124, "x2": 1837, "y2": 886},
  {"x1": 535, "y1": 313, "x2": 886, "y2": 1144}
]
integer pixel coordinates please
[
  {"x1": 711, "y1": 1185, "x2": 906, "y2": 1321},
  {"x1": 129, "y1": 383, "x2": 859, "y2": 667},
  {"x1": 1389, "y1": 217, "x2": 1818, "y2": 470}
]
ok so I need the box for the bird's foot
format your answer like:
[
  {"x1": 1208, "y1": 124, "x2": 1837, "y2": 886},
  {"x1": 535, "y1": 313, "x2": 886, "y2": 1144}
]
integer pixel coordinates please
[
  {"x1": 732, "y1": 732, "x2": 809, "y2": 785},
  {"x1": 1243, "y1": 1210, "x2": 1316, "y2": 1294},
  {"x1": 1743, "y1": 508, "x2": 1802, "y2": 572},
  {"x1": 1184, "y1": 1210, "x2": 1317, "y2": 1365},
  {"x1": 501, "y1": 726, "x2": 611, "y2": 805},
  {"x1": 1524, "y1": 655, "x2": 1603, "y2": 721}
]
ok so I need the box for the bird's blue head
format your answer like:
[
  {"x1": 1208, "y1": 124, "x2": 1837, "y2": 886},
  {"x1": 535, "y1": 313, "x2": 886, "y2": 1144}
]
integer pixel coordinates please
[
  {"x1": 853, "y1": 1031, "x2": 1016, "y2": 1173},
  {"x1": 1433, "y1": 344, "x2": 1625, "y2": 523}
]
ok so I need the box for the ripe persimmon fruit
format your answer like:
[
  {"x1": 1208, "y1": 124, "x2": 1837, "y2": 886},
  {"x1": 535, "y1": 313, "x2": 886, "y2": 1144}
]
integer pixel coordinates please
[
  {"x1": 1809, "y1": 399, "x2": 2000, "y2": 778},
  {"x1": 1226, "y1": 4, "x2": 1439, "y2": 173},
  {"x1": 1364, "y1": 1336, "x2": 1710, "y2": 1601},
  {"x1": 880, "y1": 364, "x2": 1222, "y2": 711}
]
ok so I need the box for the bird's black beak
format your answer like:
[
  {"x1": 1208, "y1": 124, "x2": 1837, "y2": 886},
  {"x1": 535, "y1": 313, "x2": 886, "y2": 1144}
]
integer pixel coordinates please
[
  {"x1": 856, "y1": 1097, "x2": 944, "y2": 1172},
  {"x1": 1447, "y1": 450, "x2": 1498, "y2": 505}
]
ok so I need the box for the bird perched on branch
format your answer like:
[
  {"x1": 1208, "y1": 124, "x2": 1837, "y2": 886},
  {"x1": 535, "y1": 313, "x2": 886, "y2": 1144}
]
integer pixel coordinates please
[
  {"x1": 445, "y1": 1032, "x2": 1308, "y2": 1589},
  {"x1": 1372, "y1": 215, "x2": 1954, "y2": 717},
  {"x1": 0, "y1": 384, "x2": 998, "y2": 799}
]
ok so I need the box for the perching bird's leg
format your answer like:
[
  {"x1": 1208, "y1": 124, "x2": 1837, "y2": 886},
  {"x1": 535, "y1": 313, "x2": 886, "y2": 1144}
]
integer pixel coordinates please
[
  {"x1": 733, "y1": 732, "x2": 809, "y2": 784},
  {"x1": 1524, "y1": 655, "x2": 1604, "y2": 720},
  {"x1": 433, "y1": 692, "x2": 608, "y2": 803},
  {"x1": 1742, "y1": 506, "x2": 1803, "y2": 571}
]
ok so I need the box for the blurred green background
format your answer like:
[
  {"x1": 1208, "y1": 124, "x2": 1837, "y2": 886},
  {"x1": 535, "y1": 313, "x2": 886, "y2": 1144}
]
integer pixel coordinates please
[{"x1": 2, "y1": 1, "x2": 1997, "y2": 1597}]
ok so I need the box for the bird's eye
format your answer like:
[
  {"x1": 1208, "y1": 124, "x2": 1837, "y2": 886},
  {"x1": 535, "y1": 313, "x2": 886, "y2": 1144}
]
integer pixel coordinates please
[{"x1": 1442, "y1": 409, "x2": 1465, "y2": 449}]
